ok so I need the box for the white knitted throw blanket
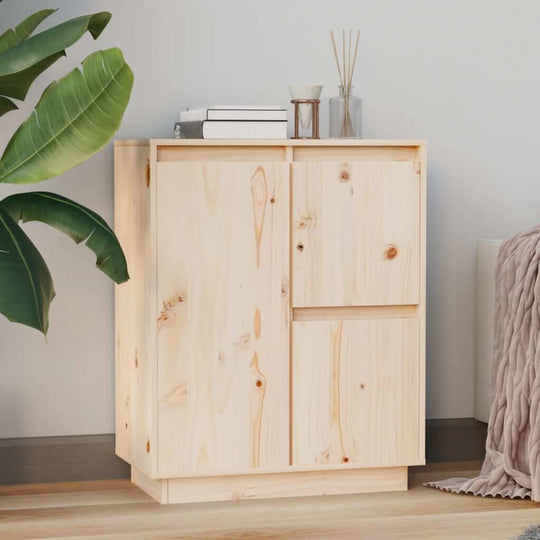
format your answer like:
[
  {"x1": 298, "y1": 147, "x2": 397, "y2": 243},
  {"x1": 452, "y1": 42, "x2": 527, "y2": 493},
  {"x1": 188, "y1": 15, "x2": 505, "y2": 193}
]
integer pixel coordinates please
[{"x1": 426, "y1": 226, "x2": 540, "y2": 499}]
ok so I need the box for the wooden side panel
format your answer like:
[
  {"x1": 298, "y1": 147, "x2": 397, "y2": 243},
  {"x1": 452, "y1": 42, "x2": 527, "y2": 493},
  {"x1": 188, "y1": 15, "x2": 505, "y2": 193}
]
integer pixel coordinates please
[
  {"x1": 292, "y1": 146, "x2": 418, "y2": 161},
  {"x1": 131, "y1": 467, "x2": 168, "y2": 504},
  {"x1": 293, "y1": 305, "x2": 418, "y2": 321},
  {"x1": 114, "y1": 143, "x2": 156, "y2": 476},
  {"x1": 418, "y1": 145, "x2": 427, "y2": 459},
  {"x1": 156, "y1": 161, "x2": 289, "y2": 477},
  {"x1": 166, "y1": 467, "x2": 407, "y2": 504},
  {"x1": 157, "y1": 145, "x2": 286, "y2": 161},
  {"x1": 292, "y1": 319, "x2": 421, "y2": 468},
  {"x1": 292, "y1": 160, "x2": 420, "y2": 307}
]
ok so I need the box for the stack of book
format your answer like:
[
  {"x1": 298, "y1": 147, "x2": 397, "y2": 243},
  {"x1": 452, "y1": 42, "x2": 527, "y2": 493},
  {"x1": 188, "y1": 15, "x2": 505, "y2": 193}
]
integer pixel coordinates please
[{"x1": 176, "y1": 105, "x2": 287, "y2": 139}]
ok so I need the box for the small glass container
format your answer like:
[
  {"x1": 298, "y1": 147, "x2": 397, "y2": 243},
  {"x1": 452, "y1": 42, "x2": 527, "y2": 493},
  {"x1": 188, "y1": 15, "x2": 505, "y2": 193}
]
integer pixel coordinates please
[{"x1": 329, "y1": 85, "x2": 362, "y2": 138}]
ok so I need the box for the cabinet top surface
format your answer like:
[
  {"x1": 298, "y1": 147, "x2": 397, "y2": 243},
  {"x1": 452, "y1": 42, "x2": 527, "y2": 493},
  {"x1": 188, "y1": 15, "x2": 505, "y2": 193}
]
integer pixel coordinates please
[{"x1": 115, "y1": 138, "x2": 426, "y2": 148}]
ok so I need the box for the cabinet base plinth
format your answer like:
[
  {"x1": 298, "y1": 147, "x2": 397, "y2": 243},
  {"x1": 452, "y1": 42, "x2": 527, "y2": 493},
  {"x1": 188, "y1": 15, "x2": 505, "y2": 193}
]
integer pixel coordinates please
[{"x1": 131, "y1": 466, "x2": 408, "y2": 505}]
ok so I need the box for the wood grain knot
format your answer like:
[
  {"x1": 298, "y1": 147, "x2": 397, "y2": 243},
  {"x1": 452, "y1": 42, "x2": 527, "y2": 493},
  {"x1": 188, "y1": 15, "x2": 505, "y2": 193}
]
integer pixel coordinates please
[
  {"x1": 158, "y1": 293, "x2": 186, "y2": 327},
  {"x1": 125, "y1": 422, "x2": 128, "y2": 429},
  {"x1": 342, "y1": 456, "x2": 349, "y2": 463},
  {"x1": 339, "y1": 170, "x2": 350, "y2": 182},
  {"x1": 146, "y1": 439, "x2": 151, "y2": 453},
  {"x1": 234, "y1": 334, "x2": 251, "y2": 347},
  {"x1": 360, "y1": 383, "x2": 365, "y2": 389},
  {"x1": 297, "y1": 244, "x2": 304, "y2": 252},
  {"x1": 385, "y1": 246, "x2": 398, "y2": 260},
  {"x1": 164, "y1": 384, "x2": 188, "y2": 406},
  {"x1": 254, "y1": 309, "x2": 261, "y2": 339},
  {"x1": 256, "y1": 379, "x2": 263, "y2": 387},
  {"x1": 270, "y1": 197, "x2": 275, "y2": 204},
  {"x1": 297, "y1": 216, "x2": 313, "y2": 230}
]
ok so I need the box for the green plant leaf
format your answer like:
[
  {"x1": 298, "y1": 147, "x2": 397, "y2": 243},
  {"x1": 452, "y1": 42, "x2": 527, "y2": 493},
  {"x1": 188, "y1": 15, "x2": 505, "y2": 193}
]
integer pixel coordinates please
[
  {"x1": 0, "y1": 47, "x2": 133, "y2": 184},
  {"x1": 0, "y1": 207, "x2": 55, "y2": 334},
  {"x1": 0, "y1": 12, "x2": 111, "y2": 77},
  {"x1": 0, "y1": 30, "x2": 20, "y2": 56},
  {"x1": 15, "y1": 8, "x2": 58, "y2": 42},
  {"x1": 0, "y1": 51, "x2": 65, "y2": 100},
  {"x1": 1, "y1": 191, "x2": 129, "y2": 284},
  {"x1": 0, "y1": 10, "x2": 61, "y2": 115},
  {"x1": 0, "y1": 11, "x2": 111, "y2": 100},
  {"x1": 0, "y1": 9, "x2": 57, "y2": 55},
  {"x1": 0, "y1": 96, "x2": 18, "y2": 117}
]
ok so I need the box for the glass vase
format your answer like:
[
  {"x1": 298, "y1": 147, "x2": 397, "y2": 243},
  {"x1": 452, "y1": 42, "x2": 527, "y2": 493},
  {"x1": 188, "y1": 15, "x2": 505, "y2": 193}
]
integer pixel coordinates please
[{"x1": 329, "y1": 85, "x2": 362, "y2": 138}]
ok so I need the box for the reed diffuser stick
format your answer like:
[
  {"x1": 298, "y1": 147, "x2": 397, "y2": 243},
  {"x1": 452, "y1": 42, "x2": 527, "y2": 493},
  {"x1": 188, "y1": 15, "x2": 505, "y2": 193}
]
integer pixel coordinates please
[
  {"x1": 329, "y1": 31, "x2": 344, "y2": 88},
  {"x1": 345, "y1": 30, "x2": 352, "y2": 134},
  {"x1": 347, "y1": 30, "x2": 352, "y2": 88},
  {"x1": 330, "y1": 29, "x2": 361, "y2": 137},
  {"x1": 348, "y1": 30, "x2": 360, "y2": 95},
  {"x1": 342, "y1": 29, "x2": 346, "y2": 91}
]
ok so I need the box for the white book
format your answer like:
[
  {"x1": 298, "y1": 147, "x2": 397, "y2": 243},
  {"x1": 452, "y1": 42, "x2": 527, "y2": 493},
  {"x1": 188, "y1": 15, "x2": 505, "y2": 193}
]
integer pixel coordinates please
[
  {"x1": 180, "y1": 106, "x2": 287, "y2": 122},
  {"x1": 178, "y1": 120, "x2": 287, "y2": 139},
  {"x1": 203, "y1": 121, "x2": 287, "y2": 139}
]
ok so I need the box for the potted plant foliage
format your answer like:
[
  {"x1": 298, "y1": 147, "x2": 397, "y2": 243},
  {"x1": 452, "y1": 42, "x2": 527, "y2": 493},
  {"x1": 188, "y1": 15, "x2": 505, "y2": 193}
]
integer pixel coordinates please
[{"x1": 0, "y1": 8, "x2": 133, "y2": 334}]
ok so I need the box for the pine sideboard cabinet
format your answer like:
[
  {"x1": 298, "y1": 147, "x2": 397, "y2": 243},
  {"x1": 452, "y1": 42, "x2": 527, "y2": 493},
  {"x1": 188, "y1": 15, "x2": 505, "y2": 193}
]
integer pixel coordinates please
[{"x1": 114, "y1": 139, "x2": 426, "y2": 504}]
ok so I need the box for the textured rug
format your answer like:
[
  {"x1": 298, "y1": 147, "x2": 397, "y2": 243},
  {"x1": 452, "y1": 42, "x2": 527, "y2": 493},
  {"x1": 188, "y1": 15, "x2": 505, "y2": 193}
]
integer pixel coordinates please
[
  {"x1": 514, "y1": 524, "x2": 540, "y2": 540},
  {"x1": 426, "y1": 225, "x2": 540, "y2": 500}
]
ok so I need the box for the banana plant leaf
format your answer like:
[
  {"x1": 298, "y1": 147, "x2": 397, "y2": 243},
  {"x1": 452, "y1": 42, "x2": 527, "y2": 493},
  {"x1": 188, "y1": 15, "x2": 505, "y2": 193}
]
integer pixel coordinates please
[
  {"x1": 0, "y1": 32, "x2": 19, "y2": 57},
  {"x1": 0, "y1": 96, "x2": 18, "y2": 116},
  {"x1": 0, "y1": 8, "x2": 58, "y2": 115},
  {"x1": 1, "y1": 191, "x2": 129, "y2": 284},
  {"x1": 0, "y1": 47, "x2": 133, "y2": 184},
  {"x1": 13, "y1": 8, "x2": 58, "y2": 42},
  {"x1": 0, "y1": 8, "x2": 56, "y2": 55},
  {"x1": 0, "y1": 207, "x2": 55, "y2": 334},
  {"x1": 0, "y1": 11, "x2": 111, "y2": 101},
  {"x1": 0, "y1": 52, "x2": 64, "y2": 111}
]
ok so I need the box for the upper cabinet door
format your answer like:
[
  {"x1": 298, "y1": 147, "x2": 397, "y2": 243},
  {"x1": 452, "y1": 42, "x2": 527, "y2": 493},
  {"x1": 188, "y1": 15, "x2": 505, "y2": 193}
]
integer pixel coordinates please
[
  {"x1": 293, "y1": 161, "x2": 420, "y2": 307},
  {"x1": 156, "y1": 161, "x2": 289, "y2": 477}
]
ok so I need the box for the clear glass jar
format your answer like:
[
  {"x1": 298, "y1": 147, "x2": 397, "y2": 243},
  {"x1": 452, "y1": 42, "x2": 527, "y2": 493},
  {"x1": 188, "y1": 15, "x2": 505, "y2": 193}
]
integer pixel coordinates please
[{"x1": 329, "y1": 85, "x2": 362, "y2": 138}]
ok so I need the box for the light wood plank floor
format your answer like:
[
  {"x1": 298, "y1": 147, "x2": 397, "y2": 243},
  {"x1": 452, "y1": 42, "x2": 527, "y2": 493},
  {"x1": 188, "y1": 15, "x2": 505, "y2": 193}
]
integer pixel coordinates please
[{"x1": 1, "y1": 463, "x2": 540, "y2": 539}]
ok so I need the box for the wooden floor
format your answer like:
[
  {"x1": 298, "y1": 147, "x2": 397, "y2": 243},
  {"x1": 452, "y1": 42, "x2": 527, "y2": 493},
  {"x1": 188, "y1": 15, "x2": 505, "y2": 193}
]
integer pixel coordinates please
[{"x1": 1, "y1": 463, "x2": 540, "y2": 539}]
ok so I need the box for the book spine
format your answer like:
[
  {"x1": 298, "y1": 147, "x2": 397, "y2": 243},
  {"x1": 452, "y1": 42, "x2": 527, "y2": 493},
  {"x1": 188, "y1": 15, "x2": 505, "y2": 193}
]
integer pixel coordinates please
[
  {"x1": 180, "y1": 109, "x2": 208, "y2": 122},
  {"x1": 206, "y1": 110, "x2": 287, "y2": 121},
  {"x1": 202, "y1": 121, "x2": 288, "y2": 139},
  {"x1": 177, "y1": 121, "x2": 205, "y2": 139}
]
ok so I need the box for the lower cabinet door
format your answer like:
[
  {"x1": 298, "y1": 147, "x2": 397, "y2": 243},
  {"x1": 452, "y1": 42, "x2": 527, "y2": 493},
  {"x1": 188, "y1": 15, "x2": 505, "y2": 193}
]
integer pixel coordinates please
[
  {"x1": 292, "y1": 318, "x2": 422, "y2": 468},
  {"x1": 156, "y1": 161, "x2": 290, "y2": 476}
]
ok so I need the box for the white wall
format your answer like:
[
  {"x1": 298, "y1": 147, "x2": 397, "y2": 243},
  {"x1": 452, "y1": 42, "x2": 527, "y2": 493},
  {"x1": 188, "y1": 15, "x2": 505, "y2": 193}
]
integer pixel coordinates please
[{"x1": 1, "y1": 0, "x2": 539, "y2": 437}]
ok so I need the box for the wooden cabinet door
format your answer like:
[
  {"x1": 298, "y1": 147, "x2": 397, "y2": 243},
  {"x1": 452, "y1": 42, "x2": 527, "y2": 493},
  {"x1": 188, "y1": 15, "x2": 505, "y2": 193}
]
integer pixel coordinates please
[
  {"x1": 156, "y1": 161, "x2": 289, "y2": 477},
  {"x1": 292, "y1": 161, "x2": 420, "y2": 307},
  {"x1": 292, "y1": 318, "x2": 422, "y2": 468}
]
